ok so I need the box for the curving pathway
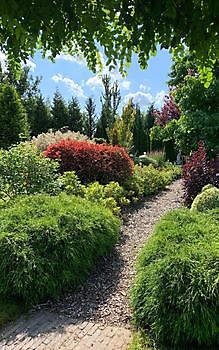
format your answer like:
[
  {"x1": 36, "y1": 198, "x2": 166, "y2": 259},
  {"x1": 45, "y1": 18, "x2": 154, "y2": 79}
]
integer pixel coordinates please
[{"x1": 0, "y1": 180, "x2": 183, "y2": 350}]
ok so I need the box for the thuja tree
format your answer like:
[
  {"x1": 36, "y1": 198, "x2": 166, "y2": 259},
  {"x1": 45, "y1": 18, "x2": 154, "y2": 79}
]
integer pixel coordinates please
[{"x1": 0, "y1": 83, "x2": 29, "y2": 148}]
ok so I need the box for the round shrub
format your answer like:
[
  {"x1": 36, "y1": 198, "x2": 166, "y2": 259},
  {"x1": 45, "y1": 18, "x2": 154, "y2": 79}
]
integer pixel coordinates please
[
  {"x1": 191, "y1": 187, "x2": 219, "y2": 212},
  {"x1": 0, "y1": 142, "x2": 59, "y2": 198},
  {"x1": 0, "y1": 193, "x2": 120, "y2": 303},
  {"x1": 131, "y1": 209, "x2": 219, "y2": 349},
  {"x1": 201, "y1": 183, "x2": 215, "y2": 192},
  {"x1": 44, "y1": 139, "x2": 134, "y2": 184}
]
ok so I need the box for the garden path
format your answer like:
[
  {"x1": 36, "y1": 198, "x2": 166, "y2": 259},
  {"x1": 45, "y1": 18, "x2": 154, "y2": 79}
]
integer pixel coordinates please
[{"x1": 0, "y1": 180, "x2": 183, "y2": 350}]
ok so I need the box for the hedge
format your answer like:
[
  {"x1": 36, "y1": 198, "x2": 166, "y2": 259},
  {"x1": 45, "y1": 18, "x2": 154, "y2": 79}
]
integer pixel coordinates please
[
  {"x1": 0, "y1": 193, "x2": 120, "y2": 304},
  {"x1": 131, "y1": 208, "x2": 219, "y2": 349},
  {"x1": 44, "y1": 139, "x2": 134, "y2": 184}
]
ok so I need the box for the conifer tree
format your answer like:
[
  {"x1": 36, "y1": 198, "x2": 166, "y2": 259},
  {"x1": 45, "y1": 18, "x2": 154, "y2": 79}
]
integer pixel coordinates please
[
  {"x1": 51, "y1": 90, "x2": 68, "y2": 130},
  {"x1": 30, "y1": 95, "x2": 51, "y2": 136},
  {"x1": 0, "y1": 82, "x2": 29, "y2": 148},
  {"x1": 84, "y1": 97, "x2": 96, "y2": 138},
  {"x1": 67, "y1": 97, "x2": 84, "y2": 132}
]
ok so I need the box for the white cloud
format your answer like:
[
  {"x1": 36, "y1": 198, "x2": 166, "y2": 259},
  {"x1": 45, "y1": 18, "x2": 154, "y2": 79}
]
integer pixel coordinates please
[
  {"x1": 154, "y1": 90, "x2": 166, "y2": 107},
  {"x1": 124, "y1": 91, "x2": 154, "y2": 107},
  {"x1": 55, "y1": 52, "x2": 86, "y2": 66},
  {"x1": 124, "y1": 89, "x2": 166, "y2": 108},
  {"x1": 120, "y1": 80, "x2": 131, "y2": 90},
  {"x1": 139, "y1": 84, "x2": 151, "y2": 92},
  {"x1": 52, "y1": 73, "x2": 86, "y2": 98},
  {"x1": 85, "y1": 52, "x2": 131, "y2": 91},
  {"x1": 86, "y1": 75, "x2": 102, "y2": 90}
]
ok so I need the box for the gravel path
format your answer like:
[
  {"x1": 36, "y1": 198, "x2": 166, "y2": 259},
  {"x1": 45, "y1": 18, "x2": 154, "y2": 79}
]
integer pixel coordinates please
[
  {"x1": 0, "y1": 180, "x2": 183, "y2": 349},
  {"x1": 35, "y1": 179, "x2": 184, "y2": 327}
]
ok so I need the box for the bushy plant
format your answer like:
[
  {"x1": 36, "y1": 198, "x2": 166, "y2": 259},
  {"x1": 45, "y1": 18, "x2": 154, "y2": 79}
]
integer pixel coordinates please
[
  {"x1": 44, "y1": 139, "x2": 134, "y2": 184},
  {"x1": 84, "y1": 181, "x2": 129, "y2": 215},
  {"x1": 183, "y1": 142, "x2": 218, "y2": 205},
  {"x1": 0, "y1": 83, "x2": 29, "y2": 148},
  {"x1": 0, "y1": 142, "x2": 59, "y2": 199},
  {"x1": 123, "y1": 164, "x2": 177, "y2": 202},
  {"x1": 191, "y1": 186, "x2": 219, "y2": 212},
  {"x1": 0, "y1": 193, "x2": 120, "y2": 303},
  {"x1": 57, "y1": 171, "x2": 86, "y2": 196},
  {"x1": 131, "y1": 208, "x2": 219, "y2": 349},
  {"x1": 31, "y1": 129, "x2": 88, "y2": 151}
]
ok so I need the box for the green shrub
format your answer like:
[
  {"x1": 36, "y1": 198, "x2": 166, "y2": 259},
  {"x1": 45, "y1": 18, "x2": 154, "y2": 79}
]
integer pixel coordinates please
[
  {"x1": 123, "y1": 164, "x2": 178, "y2": 202},
  {"x1": 84, "y1": 181, "x2": 129, "y2": 215},
  {"x1": 0, "y1": 142, "x2": 59, "y2": 199},
  {"x1": 0, "y1": 193, "x2": 120, "y2": 303},
  {"x1": 201, "y1": 183, "x2": 215, "y2": 192},
  {"x1": 131, "y1": 208, "x2": 219, "y2": 349},
  {"x1": 57, "y1": 171, "x2": 86, "y2": 196},
  {"x1": 191, "y1": 187, "x2": 219, "y2": 212}
]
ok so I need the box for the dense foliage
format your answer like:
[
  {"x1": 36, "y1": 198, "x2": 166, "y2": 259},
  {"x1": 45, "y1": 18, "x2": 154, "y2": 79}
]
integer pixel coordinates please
[
  {"x1": 131, "y1": 208, "x2": 219, "y2": 349},
  {"x1": 0, "y1": 83, "x2": 29, "y2": 148},
  {"x1": 183, "y1": 142, "x2": 218, "y2": 205},
  {"x1": 0, "y1": 142, "x2": 59, "y2": 199},
  {"x1": 44, "y1": 139, "x2": 134, "y2": 184},
  {"x1": 31, "y1": 129, "x2": 88, "y2": 151},
  {"x1": 1, "y1": 1, "x2": 218, "y2": 80},
  {"x1": 191, "y1": 186, "x2": 219, "y2": 212},
  {"x1": 0, "y1": 193, "x2": 120, "y2": 303}
]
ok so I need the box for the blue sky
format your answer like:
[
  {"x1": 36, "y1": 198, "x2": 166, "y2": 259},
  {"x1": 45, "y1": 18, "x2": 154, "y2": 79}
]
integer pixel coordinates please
[{"x1": 0, "y1": 49, "x2": 172, "y2": 114}]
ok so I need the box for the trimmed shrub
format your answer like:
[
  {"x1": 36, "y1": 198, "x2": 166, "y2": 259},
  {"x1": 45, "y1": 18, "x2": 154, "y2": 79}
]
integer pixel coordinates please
[
  {"x1": 131, "y1": 208, "x2": 219, "y2": 349},
  {"x1": 31, "y1": 129, "x2": 88, "y2": 151},
  {"x1": 44, "y1": 139, "x2": 134, "y2": 184},
  {"x1": 191, "y1": 186, "x2": 219, "y2": 212},
  {"x1": 123, "y1": 164, "x2": 179, "y2": 202},
  {"x1": 183, "y1": 142, "x2": 218, "y2": 206},
  {"x1": 0, "y1": 193, "x2": 120, "y2": 303},
  {"x1": 0, "y1": 142, "x2": 59, "y2": 199}
]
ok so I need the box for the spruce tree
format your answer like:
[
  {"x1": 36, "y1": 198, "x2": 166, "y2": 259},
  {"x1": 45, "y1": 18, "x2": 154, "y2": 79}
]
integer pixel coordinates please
[
  {"x1": 67, "y1": 97, "x2": 84, "y2": 132},
  {"x1": 51, "y1": 90, "x2": 68, "y2": 130},
  {"x1": 30, "y1": 95, "x2": 52, "y2": 135}
]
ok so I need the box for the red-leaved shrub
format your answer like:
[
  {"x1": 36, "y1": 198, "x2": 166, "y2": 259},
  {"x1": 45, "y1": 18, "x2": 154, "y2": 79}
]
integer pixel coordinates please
[
  {"x1": 44, "y1": 139, "x2": 134, "y2": 184},
  {"x1": 183, "y1": 142, "x2": 218, "y2": 205}
]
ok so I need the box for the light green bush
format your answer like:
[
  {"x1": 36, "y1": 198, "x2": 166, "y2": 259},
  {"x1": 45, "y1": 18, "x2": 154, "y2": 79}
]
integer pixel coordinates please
[
  {"x1": 123, "y1": 164, "x2": 179, "y2": 202},
  {"x1": 0, "y1": 142, "x2": 59, "y2": 199},
  {"x1": 57, "y1": 171, "x2": 86, "y2": 196},
  {"x1": 0, "y1": 193, "x2": 120, "y2": 303},
  {"x1": 131, "y1": 208, "x2": 219, "y2": 349},
  {"x1": 191, "y1": 187, "x2": 219, "y2": 212}
]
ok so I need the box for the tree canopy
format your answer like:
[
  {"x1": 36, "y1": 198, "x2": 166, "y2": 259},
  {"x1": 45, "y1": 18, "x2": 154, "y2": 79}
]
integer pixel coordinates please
[{"x1": 0, "y1": 1, "x2": 218, "y2": 74}]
